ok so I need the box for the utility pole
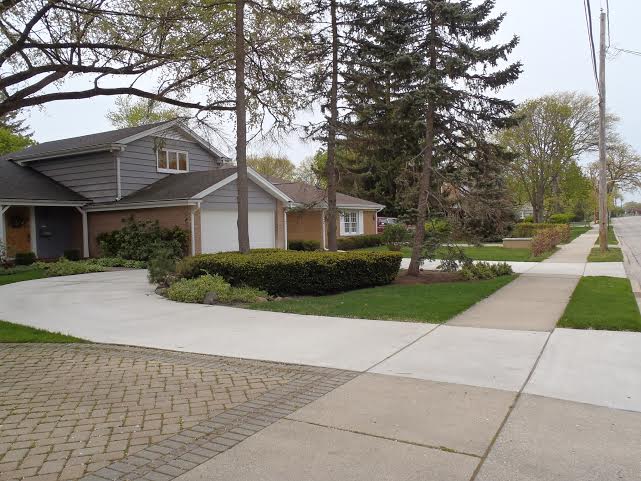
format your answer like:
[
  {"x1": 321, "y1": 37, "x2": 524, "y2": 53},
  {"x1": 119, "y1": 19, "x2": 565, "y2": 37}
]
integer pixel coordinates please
[{"x1": 598, "y1": 9, "x2": 608, "y2": 252}]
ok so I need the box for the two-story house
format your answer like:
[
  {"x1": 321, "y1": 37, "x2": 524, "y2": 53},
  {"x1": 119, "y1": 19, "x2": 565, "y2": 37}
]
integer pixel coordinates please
[{"x1": 0, "y1": 119, "x2": 383, "y2": 259}]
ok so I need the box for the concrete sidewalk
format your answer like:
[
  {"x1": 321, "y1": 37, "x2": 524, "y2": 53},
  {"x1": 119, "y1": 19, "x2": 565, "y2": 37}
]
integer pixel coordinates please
[{"x1": 446, "y1": 228, "x2": 598, "y2": 331}]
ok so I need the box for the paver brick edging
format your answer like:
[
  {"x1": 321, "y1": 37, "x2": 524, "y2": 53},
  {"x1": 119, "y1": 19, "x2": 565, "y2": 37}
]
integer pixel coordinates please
[{"x1": 74, "y1": 348, "x2": 358, "y2": 481}]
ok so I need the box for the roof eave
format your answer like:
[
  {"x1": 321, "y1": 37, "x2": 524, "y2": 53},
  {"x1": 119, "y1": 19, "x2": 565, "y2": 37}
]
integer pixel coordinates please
[{"x1": 12, "y1": 144, "x2": 124, "y2": 164}]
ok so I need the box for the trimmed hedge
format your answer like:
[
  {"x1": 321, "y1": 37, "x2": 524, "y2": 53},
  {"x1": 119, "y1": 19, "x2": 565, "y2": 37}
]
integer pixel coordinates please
[
  {"x1": 14, "y1": 252, "x2": 36, "y2": 265},
  {"x1": 337, "y1": 234, "x2": 383, "y2": 250},
  {"x1": 177, "y1": 250, "x2": 402, "y2": 295},
  {"x1": 288, "y1": 240, "x2": 321, "y2": 251},
  {"x1": 513, "y1": 223, "x2": 563, "y2": 238}
]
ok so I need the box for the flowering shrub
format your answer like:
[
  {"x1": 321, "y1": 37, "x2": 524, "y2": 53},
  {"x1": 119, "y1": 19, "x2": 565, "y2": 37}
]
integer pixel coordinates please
[{"x1": 531, "y1": 225, "x2": 570, "y2": 256}]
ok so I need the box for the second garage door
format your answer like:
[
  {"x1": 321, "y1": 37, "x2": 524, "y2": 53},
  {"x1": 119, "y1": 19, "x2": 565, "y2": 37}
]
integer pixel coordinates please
[{"x1": 201, "y1": 209, "x2": 275, "y2": 253}]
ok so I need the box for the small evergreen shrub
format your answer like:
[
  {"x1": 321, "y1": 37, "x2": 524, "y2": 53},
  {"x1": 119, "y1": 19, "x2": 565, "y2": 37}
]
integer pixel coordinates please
[
  {"x1": 177, "y1": 250, "x2": 402, "y2": 295},
  {"x1": 381, "y1": 224, "x2": 409, "y2": 251},
  {"x1": 14, "y1": 252, "x2": 36, "y2": 266},
  {"x1": 147, "y1": 248, "x2": 178, "y2": 285},
  {"x1": 63, "y1": 249, "x2": 81, "y2": 261},
  {"x1": 288, "y1": 240, "x2": 321, "y2": 251},
  {"x1": 166, "y1": 274, "x2": 267, "y2": 304},
  {"x1": 461, "y1": 262, "x2": 513, "y2": 280},
  {"x1": 97, "y1": 217, "x2": 189, "y2": 261},
  {"x1": 337, "y1": 234, "x2": 383, "y2": 250}
]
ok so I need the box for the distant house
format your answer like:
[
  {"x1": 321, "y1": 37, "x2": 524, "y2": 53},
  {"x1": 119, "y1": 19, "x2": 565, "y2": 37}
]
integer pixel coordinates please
[
  {"x1": 516, "y1": 203, "x2": 534, "y2": 220},
  {"x1": 0, "y1": 120, "x2": 383, "y2": 258}
]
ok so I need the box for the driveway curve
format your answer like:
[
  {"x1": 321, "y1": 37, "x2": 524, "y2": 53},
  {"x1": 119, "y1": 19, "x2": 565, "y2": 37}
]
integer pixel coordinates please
[{"x1": 0, "y1": 270, "x2": 431, "y2": 371}]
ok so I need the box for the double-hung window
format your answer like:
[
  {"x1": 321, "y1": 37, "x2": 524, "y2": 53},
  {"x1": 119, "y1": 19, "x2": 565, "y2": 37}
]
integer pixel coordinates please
[
  {"x1": 157, "y1": 149, "x2": 189, "y2": 173},
  {"x1": 341, "y1": 211, "x2": 360, "y2": 235}
]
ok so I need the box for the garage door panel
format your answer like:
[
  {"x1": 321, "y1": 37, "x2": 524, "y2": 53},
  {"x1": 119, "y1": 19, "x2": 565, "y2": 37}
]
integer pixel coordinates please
[{"x1": 201, "y1": 209, "x2": 275, "y2": 253}]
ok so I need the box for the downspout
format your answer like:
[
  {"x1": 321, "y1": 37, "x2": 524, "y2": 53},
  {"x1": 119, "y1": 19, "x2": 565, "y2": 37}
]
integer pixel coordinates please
[
  {"x1": 284, "y1": 207, "x2": 288, "y2": 250},
  {"x1": 321, "y1": 209, "x2": 327, "y2": 250},
  {"x1": 114, "y1": 146, "x2": 124, "y2": 201},
  {"x1": 0, "y1": 205, "x2": 9, "y2": 253},
  {"x1": 190, "y1": 201, "x2": 201, "y2": 256}
]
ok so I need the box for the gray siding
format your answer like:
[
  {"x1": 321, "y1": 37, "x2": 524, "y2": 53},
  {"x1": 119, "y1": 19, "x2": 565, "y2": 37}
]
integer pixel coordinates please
[
  {"x1": 31, "y1": 152, "x2": 117, "y2": 203},
  {"x1": 201, "y1": 179, "x2": 276, "y2": 210},
  {"x1": 119, "y1": 135, "x2": 222, "y2": 197}
]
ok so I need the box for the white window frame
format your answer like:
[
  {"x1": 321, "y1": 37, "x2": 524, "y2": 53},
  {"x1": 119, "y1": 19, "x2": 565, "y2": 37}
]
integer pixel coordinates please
[
  {"x1": 339, "y1": 210, "x2": 364, "y2": 236},
  {"x1": 157, "y1": 148, "x2": 189, "y2": 174}
]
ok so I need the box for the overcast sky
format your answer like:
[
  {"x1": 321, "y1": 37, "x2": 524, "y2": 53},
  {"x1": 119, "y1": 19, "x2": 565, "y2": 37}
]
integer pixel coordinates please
[{"x1": 23, "y1": 0, "x2": 641, "y2": 200}]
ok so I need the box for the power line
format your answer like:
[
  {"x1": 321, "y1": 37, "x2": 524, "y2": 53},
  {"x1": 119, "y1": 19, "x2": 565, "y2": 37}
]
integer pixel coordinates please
[
  {"x1": 583, "y1": 0, "x2": 600, "y2": 92},
  {"x1": 612, "y1": 46, "x2": 641, "y2": 57}
]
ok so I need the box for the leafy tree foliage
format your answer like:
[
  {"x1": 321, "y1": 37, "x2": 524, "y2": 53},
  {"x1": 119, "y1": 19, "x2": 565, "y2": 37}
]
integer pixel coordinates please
[
  {"x1": 247, "y1": 155, "x2": 297, "y2": 180},
  {"x1": 0, "y1": 127, "x2": 34, "y2": 155},
  {"x1": 107, "y1": 97, "x2": 187, "y2": 128}
]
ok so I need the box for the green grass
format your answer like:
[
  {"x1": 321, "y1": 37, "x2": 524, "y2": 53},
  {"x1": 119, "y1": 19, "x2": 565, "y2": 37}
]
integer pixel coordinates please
[
  {"x1": 0, "y1": 268, "x2": 46, "y2": 285},
  {"x1": 568, "y1": 226, "x2": 591, "y2": 242},
  {"x1": 587, "y1": 247, "x2": 623, "y2": 262},
  {"x1": 249, "y1": 275, "x2": 516, "y2": 323},
  {"x1": 0, "y1": 320, "x2": 88, "y2": 343},
  {"x1": 594, "y1": 225, "x2": 618, "y2": 245},
  {"x1": 358, "y1": 245, "x2": 552, "y2": 262},
  {"x1": 559, "y1": 277, "x2": 641, "y2": 331}
]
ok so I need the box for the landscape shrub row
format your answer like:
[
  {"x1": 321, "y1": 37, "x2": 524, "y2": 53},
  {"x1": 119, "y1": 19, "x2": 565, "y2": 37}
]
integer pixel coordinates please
[
  {"x1": 177, "y1": 250, "x2": 402, "y2": 295},
  {"x1": 547, "y1": 213, "x2": 574, "y2": 224},
  {"x1": 337, "y1": 234, "x2": 383, "y2": 250},
  {"x1": 34, "y1": 258, "x2": 108, "y2": 277},
  {"x1": 97, "y1": 217, "x2": 189, "y2": 261},
  {"x1": 531, "y1": 225, "x2": 571, "y2": 256}
]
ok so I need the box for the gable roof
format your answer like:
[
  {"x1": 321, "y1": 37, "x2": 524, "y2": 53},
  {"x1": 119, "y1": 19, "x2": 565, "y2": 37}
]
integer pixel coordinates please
[
  {"x1": 89, "y1": 167, "x2": 293, "y2": 209},
  {"x1": 266, "y1": 177, "x2": 384, "y2": 210},
  {"x1": 117, "y1": 167, "x2": 238, "y2": 204},
  {"x1": 0, "y1": 159, "x2": 87, "y2": 204},
  {"x1": 2, "y1": 119, "x2": 230, "y2": 163}
]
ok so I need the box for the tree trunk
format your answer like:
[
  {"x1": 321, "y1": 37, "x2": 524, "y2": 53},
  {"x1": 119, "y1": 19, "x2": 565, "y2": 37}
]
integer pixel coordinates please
[
  {"x1": 326, "y1": 0, "x2": 339, "y2": 251},
  {"x1": 408, "y1": 16, "x2": 437, "y2": 276},
  {"x1": 235, "y1": 0, "x2": 250, "y2": 253}
]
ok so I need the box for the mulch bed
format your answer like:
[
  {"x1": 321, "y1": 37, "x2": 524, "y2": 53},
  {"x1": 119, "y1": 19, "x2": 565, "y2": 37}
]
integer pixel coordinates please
[{"x1": 393, "y1": 269, "x2": 464, "y2": 285}]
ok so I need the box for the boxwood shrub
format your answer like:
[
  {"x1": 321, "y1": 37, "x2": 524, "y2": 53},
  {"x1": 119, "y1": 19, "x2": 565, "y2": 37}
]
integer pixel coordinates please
[
  {"x1": 177, "y1": 250, "x2": 402, "y2": 295},
  {"x1": 513, "y1": 223, "x2": 562, "y2": 238}
]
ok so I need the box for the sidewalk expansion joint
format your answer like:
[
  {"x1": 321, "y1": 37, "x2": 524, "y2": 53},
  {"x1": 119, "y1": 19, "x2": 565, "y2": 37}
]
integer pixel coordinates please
[{"x1": 468, "y1": 329, "x2": 554, "y2": 481}]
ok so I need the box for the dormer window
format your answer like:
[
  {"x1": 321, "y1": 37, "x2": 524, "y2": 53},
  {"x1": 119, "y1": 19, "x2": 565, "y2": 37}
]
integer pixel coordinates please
[{"x1": 157, "y1": 148, "x2": 189, "y2": 173}]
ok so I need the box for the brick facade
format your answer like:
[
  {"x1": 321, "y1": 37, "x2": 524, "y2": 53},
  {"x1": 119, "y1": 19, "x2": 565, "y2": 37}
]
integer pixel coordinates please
[{"x1": 285, "y1": 209, "x2": 378, "y2": 248}]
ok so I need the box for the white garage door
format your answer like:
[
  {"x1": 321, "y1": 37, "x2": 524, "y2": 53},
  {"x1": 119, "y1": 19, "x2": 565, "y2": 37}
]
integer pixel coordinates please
[{"x1": 201, "y1": 209, "x2": 275, "y2": 253}]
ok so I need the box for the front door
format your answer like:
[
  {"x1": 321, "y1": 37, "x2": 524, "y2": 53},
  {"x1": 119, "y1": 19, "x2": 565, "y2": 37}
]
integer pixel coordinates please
[{"x1": 5, "y1": 206, "x2": 31, "y2": 256}]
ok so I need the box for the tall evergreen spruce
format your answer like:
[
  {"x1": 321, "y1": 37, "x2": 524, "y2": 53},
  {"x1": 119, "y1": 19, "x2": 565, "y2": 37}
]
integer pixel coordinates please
[
  {"x1": 404, "y1": 0, "x2": 521, "y2": 276},
  {"x1": 341, "y1": 0, "x2": 427, "y2": 215}
]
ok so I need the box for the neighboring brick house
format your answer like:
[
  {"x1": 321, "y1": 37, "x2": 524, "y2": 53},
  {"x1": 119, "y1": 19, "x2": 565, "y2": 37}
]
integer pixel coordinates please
[
  {"x1": 0, "y1": 120, "x2": 383, "y2": 258},
  {"x1": 267, "y1": 178, "x2": 383, "y2": 249}
]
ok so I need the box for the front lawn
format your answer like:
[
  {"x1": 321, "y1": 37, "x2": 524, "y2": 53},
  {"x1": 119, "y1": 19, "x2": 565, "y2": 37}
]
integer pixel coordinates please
[
  {"x1": 249, "y1": 275, "x2": 516, "y2": 323},
  {"x1": 568, "y1": 225, "x2": 591, "y2": 242},
  {"x1": 0, "y1": 268, "x2": 46, "y2": 286},
  {"x1": 0, "y1": 320, "x2": 87, "y2": 343},
  {"x1": 358, "y1": 245, "x2": 552, "y2": 262},
  {"x1": 558, "y1": 277, "x2": 641, "y2": 331},
  {"x1": 587, "y1": 247, "x2": 623, "y2": 262}
]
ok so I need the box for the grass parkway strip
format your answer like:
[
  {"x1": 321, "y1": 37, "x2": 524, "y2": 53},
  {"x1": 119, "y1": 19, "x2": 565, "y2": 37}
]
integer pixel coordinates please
[{"x1": 558, "y1": 276, "x2": 641, "y2": 331}]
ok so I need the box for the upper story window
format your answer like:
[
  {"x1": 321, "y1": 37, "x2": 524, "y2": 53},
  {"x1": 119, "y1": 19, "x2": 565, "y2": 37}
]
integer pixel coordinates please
[{"x1": 157, "y1": 149, "x2": 189, "y2": 173}]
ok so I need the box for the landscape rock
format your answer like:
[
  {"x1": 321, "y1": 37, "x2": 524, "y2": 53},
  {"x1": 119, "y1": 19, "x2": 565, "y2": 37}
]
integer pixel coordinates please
[{"x1": 203, "y1": 291, "x2": 219, "y2": 305}]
